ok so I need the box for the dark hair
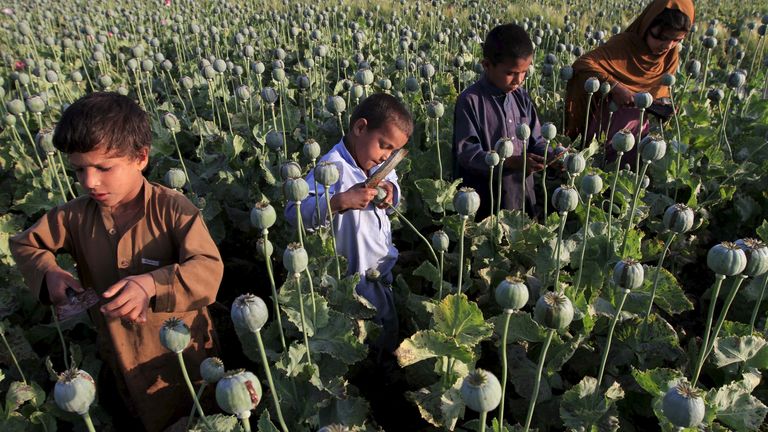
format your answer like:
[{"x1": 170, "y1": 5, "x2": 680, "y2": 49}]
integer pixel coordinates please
[
  {"x1": 649, "y1": 8, "x2": 692, "y2": 33},
  {"x1": 349, "y1": 93, "x2": 414, "y2": 137},
  {"x1": 482, "y1": 24, "x2": 534, "y2": 65},
  {"x1": 53, "y1": 92, "x2": 151, "y2": 159}
]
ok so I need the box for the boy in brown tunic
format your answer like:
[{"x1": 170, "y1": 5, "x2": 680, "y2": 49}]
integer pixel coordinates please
[{"x1": 10, "y1": 92, "x2": 223, "y2": 431}]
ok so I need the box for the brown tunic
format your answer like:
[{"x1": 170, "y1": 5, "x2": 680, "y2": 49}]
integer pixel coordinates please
[{"x1": 10, "y1": 178, "x2": 223, "y2": 431}]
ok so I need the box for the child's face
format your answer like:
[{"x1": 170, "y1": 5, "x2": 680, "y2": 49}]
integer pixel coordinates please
[
  {"x1": 349, "y1": 119, "x2": 409, "y2": 172},
  {"x1": 68, "y1": 146, "x2": 148, "y2": 212},
  {"x1": 482, "y1": 55, "x2": 532, "y2": 93}
]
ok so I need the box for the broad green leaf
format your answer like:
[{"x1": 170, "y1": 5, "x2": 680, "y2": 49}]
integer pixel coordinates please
[
  {"x1": 405, "y1": 380, "x2": 464, "y2": 429},
  {"x1": 493, "y1": 311, "x2": 548, "y2": 344},
  {"x1": 627, "y1": 266, "x2": 694, "y2": 315},
  {"x1": 433, "y1": 294, "x2": 493, "y2": 347},
  {"x1": 631, "y1": 367, "x2": 684, "y2": 397},
  {"x1": 190, "y1": 413, "x2": 241, "y2": 432},
  {"x1": 309, "y1": 310, "x2": 368, "y2": 364},
  {"x1": 256, "y1": 411, "x2": 280, "y2": 432},
  {"x1": 757, "y1": 220, "x2": 768, "y2": 244},
  {"x1": 506, "y1": 344, "x2": 552, "y2": 402},
  {"x1": 708, "y1": 372, "x2": 767, "y2": 431},
  {"x1": 12, "y1": 188, "x2": 55, "y2": 217},
  {"x1": 414, "y1": 178, "x2": 462, "y2": 214},
  {"x1": 712, "y1": 336, "x2": 767, "y2": 367},
  {"x1": 278, "y1": 277, "x2": 330, "y2": 337},
  {"x1": 317, "y1": 395, "x2": 370, "y2": 428},
  {"x1": 616, "y1": 316, "x2": 683, "y2": 369},
  {"x1": 395, "y1": 330, "x2": 474, "y2": 367},
  {"x1": 546, "y1": 334, "x2": 586, "y2": 374},
  {"x1": 413, "y1": 261, "x2": 441, "y2": 286},
  {"x1": 559, "y1": 376, "x2": 624, "y2": 431},
  {"x1": 326, "y1": 273, "x2": 376, "y2": 320}
]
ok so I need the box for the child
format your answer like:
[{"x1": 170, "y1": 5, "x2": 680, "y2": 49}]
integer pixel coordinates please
[
  {"x1": 285, "y1": 93, "x2": 413, "y2": 355},
  {"x1": 453, "y1": 23, "x2": 554, "y2": 220},
  {"x1": 10, "y1": 92, "x2": 223, "y2": 431}
]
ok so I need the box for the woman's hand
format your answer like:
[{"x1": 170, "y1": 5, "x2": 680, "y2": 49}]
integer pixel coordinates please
[{"x1": 611, "y1": 82, "x2": 635, "y2": 107}]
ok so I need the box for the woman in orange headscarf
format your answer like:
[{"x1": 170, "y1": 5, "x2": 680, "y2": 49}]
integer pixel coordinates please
[{"x1": 565, "y1": 0, "x2": 695, "y2": 165}]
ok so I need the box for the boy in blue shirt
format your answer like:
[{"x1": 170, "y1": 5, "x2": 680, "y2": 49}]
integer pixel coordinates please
[{"x1": 286, "y1": 93, "x2": 413, "y2": 355}]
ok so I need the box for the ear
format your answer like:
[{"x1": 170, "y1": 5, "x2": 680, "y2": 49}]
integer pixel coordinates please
[
  {"x1": 136, "y1": 147, "x2": 150, "y2": 171},
  {"x1": 351, "y1": 118, "x2": 368, "y2": 136}
]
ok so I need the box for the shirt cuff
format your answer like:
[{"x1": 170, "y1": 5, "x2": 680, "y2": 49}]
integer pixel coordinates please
[{"x1": 149, "y1": 265, "x2": 176, "y2": 312}]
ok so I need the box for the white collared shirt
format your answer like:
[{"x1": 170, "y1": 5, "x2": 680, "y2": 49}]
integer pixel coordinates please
[{"x1": 285, "y1": 139, "x2": 401, "y2": 276}]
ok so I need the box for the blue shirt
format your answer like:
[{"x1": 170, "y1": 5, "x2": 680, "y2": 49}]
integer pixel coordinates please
[{"x1": 285, "y1": 139, "x2": 401, "y2": 277}]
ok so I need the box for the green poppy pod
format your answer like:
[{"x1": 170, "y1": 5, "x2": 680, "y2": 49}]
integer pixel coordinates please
[
  {"x1": 260, "y1": 87, "x2": 278, "y2": 105},
  {"x1": 372, "y1": 187, "x2": 388, "y2": 206},
  {"x1": 419, "y1": 63, "x2": 436, "y2": 79},
  {"x1": 661, "y1": 73, "x2": 676, "y2": 87},
  {"x1": 231, "y1": 293, "x2": 269, "y2": 332},
  {"x1": 495, "y1": 276, "x2": 529, "y2": 311},
  {"x1": 54, "y1": 368, "x2": 96, "y2": 416},
  {"x1": 634, "y1": 92, "x2": 653, "y2": 109},
  {"x1": 216, "y1": 369, "x2": 262, "y2": 419},
  {"x1": 707, "y1": 241, "x2": 747, "y2": 276},
  {"x1": 426, "y1": 100, "x2": 444, "y2": 119},
  {"x1": 706, "y1": 88, "x2": 724, "y2": 103},
  {"x1": 662, "y1": 382, "x2": 705, "y2": 429},
  {"x1": 213, "y1": 59, "x2": 227, "y2": 73},
  {"x1": 280, "y1": 161, "x2": 302, "y2": 181},
  {"x1": 564, "y1": 153, "x2": 586, "y2": 175},
  {"x1": 663, "y1": 203, "x2": 694, "y2": 234},
  {"x1": 541, "y1": 122, "x2": 557, "y2": 140},
  {"x1": 162, "y1": 112, "x2": 180, "y2": 133},
  {"x1": 354, "y1": 68, "x2": 374, "y2": 86},
  {"x1": 580, "y1": 172, "x2": 603, "y2": 196},
  {"x1": 98, "y1": 75, "x2": 113, "y2": 89},
  {"x1": 6, "y1": 99, "x2": 25, "y2": 116},
  {"x1": 200, "y1": 357, "x2": 225, "y2": 384},
  {"x1": 265, "y1": 130, "x2": 283, "y2": 152},
  {"x1": 159, "y1": 317, "x2": 191, "y2": 353},
  {"x1": 611, "y1": 129, "x2": 635, "y2": 153},
  {"x1": 180, "y1": 76, "x2": 194, "y2": 90},
  {"x1": 251, "y1": 61, "x2": 266, "y2": 75},
  {"x1": 686, "y1": 60, "x2": 701, "y2": 77},
  {"x1": 350, "y1": 84, "x2": 364, "y2": 99},
  {"x1": 735, "y1": 238, "x2": 768, "y2": 277},
  {"x1": 4, "y1": 114, "x2": 17, "y2": 126},
  {"x1": 35, "y1": 128, "x2": 55, "y2": 155},
  {"x1": 296, "y1": 75, "x2": 310, "y2": 90},
  {"x1": 326, "y1": 96, "x2": 346, "y2": 115},
  {"x1": 235, "y1": 85, "x2": 251, "y2": 101},
  {"x1": 453, "y1": 187, "x2": 480, "y2": 217},
  {"x1": 256, "y1": 238, "x2": 274, "y2": 260},
  {"x1": 45, "y1": 70, "x2": 59, "y2": 83},
  {"x1": 640, "y1": 135, "x2": 667, "y2": 162},
  {"x1": 303, "y1": 139, "x2": 321, "y2": 161},
  {"x1": 378, "y1": 78, "x2": 392, "y2": 90},
  {"x1": 703, "y1": 36, "x2": 717, "y2": 49},
  {"x1": 584, "y1": 76, "x2": 600, "y2": 93},
  {"x1": 25, "y1": 95, "x2": 45, "y2": 113},
  {"x1": 726, "y1": 71, "x2": 746, "y2": 89},
  {"x1": 494, "y1": 137, "x2": 515, "y2": 159},
  {"x1": 485, "y1": 150, "x2": 500, "y2": 167},
  {"x1": 141, "y1": 59, "x2": 154, "y2": 72},
  {"x1": 612, "y1": 258, "x2": 644, "y2": 289},
  {"x1": 515, "y1": 123, "x2": 531, "y2": 142},
  {"x1": 283, "y1": 242, "x2": 309, "y2": 274},
  {"x1": 283, "y1": 177, "x2": 309, "y2": 202},
  {"x1": 271, "y1": 68, "x2": 286, "y2": 83},
  {"x1": 431, "y1": 231, "x2": 450, "y2": 252},
  {"x1": 164, "y1": 168, "x2": 187, "y2": 189},
  {"x1": 250, "y1": 201, "x2": 277, "y2": 230},
  {"x1": 315, "y1": 161, "x2": 340, "y2": 187},
  {"x1": 599, "y1": 81, "x2": 612, "y2": 96},
  {"x1": 405, "y1": 76, "x2": 420, "y2": 92},
  {"x1": 560, "y1": 66, "x2": 574, "y2": 81},
  {"x1": 552, "y1": 185, "x2": 579, "y2": 213},
  {"x1": 534, "y1": 291, "x2": 574, "y2": 330},
  {"x1": 460, "y1": 369, "x2": 502, "y2": 413}
]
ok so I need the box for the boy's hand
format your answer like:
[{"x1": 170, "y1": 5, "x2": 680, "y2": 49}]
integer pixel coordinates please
[
  {"x1": 45, "y1": 267, "x2": 84, "y2": 306},
  {"x1": 330, "y1": 183, "x2": 378, "y2": 213},
  {"x1": 375, "y1": 181, "x2": 395, "y2": 209},
  {"x1": 504, "y1": 153, "x2": 546, "y2": 175},
  {"x1": 101, "y1": 274, "x2": 156, "y2": 323}
]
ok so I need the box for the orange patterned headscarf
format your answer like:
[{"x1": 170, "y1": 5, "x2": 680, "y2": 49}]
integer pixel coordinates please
[{"x1": 564, "y1": 0, "x2": 695, "y2": 138}]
